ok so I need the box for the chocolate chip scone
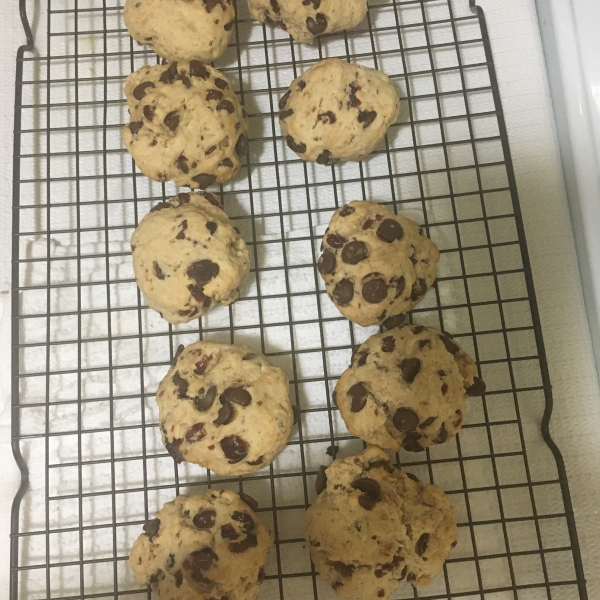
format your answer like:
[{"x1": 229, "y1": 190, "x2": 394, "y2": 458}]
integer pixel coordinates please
[
  {"x1": 124, "y1": 0, "x2": 235, "y2": 63},
  {"x1": 334, "y1": 324, "x2": 486, "y2": 452},
  {"x1": 157, "y1": 341, "x2": 295, "y2": 476},
  {"x1": 131, "y1": 192, "x2": 250, "y2": 324},
  {"x1": 123, "y1": 61, "x2": 248, "y2": 189},
  {"x1": 317, "y1": 201, "x2": 439, "y2": 327},
  {"x1": 249, "y1": 0, "x2": 367, "y2": 44},
  {"x1": 130, "y1": 490, "x2": 273, "y2": 600},
  {"x1": 279, "y1": 58, "x2": 400, "y2": 164},
  {"x1": 305, "y1": 446, "x2": 458, "y2": 599}
]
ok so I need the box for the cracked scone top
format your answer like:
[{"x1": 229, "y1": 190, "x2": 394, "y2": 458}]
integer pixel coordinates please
[
  {"x1": 279, "y1": 58, "x2": 400, "y2": 164},
  {"x1": 305, "y1": 446, "x2": 458, "y2": 600},
  {"x1": 249, "y1": 0, "x2": 367, "y2": 44},
  {"x1": 129, "y1": 490, "x2": 273, "y2": 600},
  {"x1": 123, "y1": 61, "x2": 248, "y2": 189},
  {"x1": 124, "y1": 0, "x2": 235, "y2": 63},
  {"x1": 130, "y1": 192, "x2": 250, "y2": 324},
  {"x1": 335, "y1": 324, "x2": 486, "y2": 452},
  {"x1": 317, "y1": 201, "x2": 439, "y2": 327},
  {"x1": 157, "y1": 341, "x2": 295, "y2": 476}
]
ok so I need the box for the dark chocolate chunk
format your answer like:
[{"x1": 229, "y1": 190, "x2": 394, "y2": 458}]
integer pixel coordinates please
[
  {"x1": 391, "y1": 276, "x2": 406, "y2": 298},
  {"x1": 382, "y1": 313, "x2": 405, "y2": 330},
  {"x1": 231, "y1": 511, "x2": 255, "y2": 531},
  {"x1": 189, "y1": 61, "x2": 210, "y2": 79},
  {"x1": 356, "y1": 351, "x2": 368, "y2": 367},
  {"x1": 278, "y1": 89, "x2": 291, "y2": 110},
  {"x1": 419, "y1": 339, "x2": 431, "y2": 350},
  {"x1": 128, "y1": 121, "x2": 143, "y2": 135},
  {"x1": 376, "y1": 219, "x2": 404, "y2": 243},
  {"x1": 306, "y1": 13, "x2": 327, "y2": 35},
  {"x1": 362, "y1": 278, "x2": 388, "y2": 304},
  {"x1": 318, "y1": 111, "x2": 336, "y2": 124},
  {"x1": 153, "y1": 261, "x2": 166, "y2": 280},
  {"x1": 220, "y1": 524, "x2": 239, "y2": 540},
  {"x1": 339, "y1": 205, "x2": 355, "y2": 217},
  {"x1": 400, "y1": 358, "x2": 421, "y2": 383},
  {"x1": 177, "y1": 192, "x2": 191, "y2": 204},
  {"x1": 229, "y1": 533, "x2": 258, "y2": 553},
  {"x1": 326, "y1": 233, "x2": 346, "y2": 248},
  {"x1": 279, "y1": 108, "x2": 294, "y2": 120},
  {"x1": 219, "y1": 158, "x2": 234, "y2": 168},
  {"x1": 332, "y1": 278, "x2": 354, "y2": 305},
  {"x1": 316, "y1": 251, "x2": 336, "y2": 277},
  {"x1": 298, "y1": 80, "x2": 307, "y2": 90},
  {"x1": 159, "y1": 62, "x2": 180, "y2": 84},
  {"x1": 347, "y1": 82, "x2": 361, "y2": 108},
  {"x1": 163, "y1": 111, "x2": 180, "y2": 131},
  {"x1": 419, "y1": 416, "x2": 435, "y2": 429},
  {"x1": 348, "y1": 382, "x2": 368, "y2": 412},
  {"x1": 315, "y1": 465, "x2": 327, "y2": 494},
  {"x1": 378, "y1": 590, "x2": 385, "y2": 597},
  {"x1": 171, "y1": 344, "x2": 185, "y2": 366},
  {"x1": 416, "y1": 533, "x2": 430, "y2": 556},
  {"x1": 172, "y1": 372, "x2": 189, "y2": 397},
  {"x1": 235, "y1": 133, "x2": 248, "y2": 156},
  {"x1": 185, "y1": 422, "x2": 206, "y2": 442},
  {"x1": 143, "y1": 518, "x2": 160, "y2": 539},
  {"x1": 143, "y1": 104, "x2": 155, "y2": 121},
  {"x1": 342, "y1": 241, "x2": 367, "y2": 265},
  {"x1": 441, "y1": 383, "x2": 448, "y2": 395},
  {"x1": 247, "y1": 455, "x2": 264, "y2": 466},
  {"x1": 176, "y1": 155, "x2": 188, "y2": 173},
  {"x1": 402, "y1": 432, "x2": 424, "y2": 453},
  {"x1": 217, "y1": 100, "x2": 235, "y2": 113},
  {"x1": 366, "y1": 460, "x2": 393, "y2": 473},
  {"x1": 187, "y1": 260, "x2": 220, "y2": 284},
  {"x1": 413, "y1": 325, "x2": 425, "y2": 334},
  {"x1": 221, "y1": 386, "x2": 252, "y2": 406},
  {"x1": 358, "y1": 495, "x2": 378, "y2": 511},
  {"x1": 466, "y1": 376, "x2": 486, "y2": 396},
  {"x1": 165, "y1": 438, "x2": 184, "y2": 463},
  {"x1": 393, "y1": 407, "x2": 419, "y2": 432},
  {"x1": 206, "y1": 221, "x2": 217, "y2": 235},
  {"x1": 316, "y1": 149, "x2": 337, "y2": 166},
  {"x1": 285, "y1": 135, "x2": 306, "y2": 154},
  {"x1": 176, "y1": 219, "x2": 188, "y2": 240},
  {"x1": 239, "y1": 492, "x2": 259, "y2": 511},
  {"x1": 206, "y1": 89, "x2": 223, "y2": 101},
  {"x1": 434, "y1": 423, "x2": 448, "y2": 444},
  {"x1": 381, "y1": 336, "x2": 395, "y2": 353},
  {"x1": 220, "y1": 435, "x2": 249, "y2": 463},
  {"x1": 224, "y1": 19, "x2": 234, "y2": 30},
  {"x1": 133, "y1": 81, "x2": 155, "y2": 100},
  {"x1": 439, "y1": 334, "x2": 460, "y2": 356},
  {"x1": 189, "y1": 547, "x2": 218, "y2": 576},
  {"x1": 193, "y1": 510, "x2": 217, "y2": 530},
  {"x1": 351, "y1": 478, "x2": 381, "y2": 501},
  {"x1": 357, "y1": 110, "x2": 377, "y2": 128},
  {"x1": 213, "y1": 401, "x2": 235, "y2": 425},
  {"x1": 411, "y1": 278, "x2": 428, "y2": 301},
  {"x1": 214, "y1": 78, "x2": 228, "y2": 89},
  {"x1": 192, "y1": 173, "x2": 217, "y2": 189},
  {"x1": 331, "y1": 562, "x2": 355, "y2": 577},
  {"x1": 148, "y1": 569, "x2": 163, "y2": 585}
]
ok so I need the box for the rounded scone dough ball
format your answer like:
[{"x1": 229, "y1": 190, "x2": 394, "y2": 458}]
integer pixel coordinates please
[
  {"x1": 305, "y1": 446, "x2": 458, "y2": 599},
  {"x1": 249, "y1": 0, "x2": 367, "y2": 44},
  {"x1": 123, "y1": 0, "x2": 235, "y2": 63},
  {"x1": 279, "y1": 58, "x2": 400, "y2": 164},
  {"x1": 131, "y1": 192, "x2": 250, "y2": 324},
  {"x1": 318, "y1": 201, "x2": 439, "y2": 327},
  {"x1": 157, "y1": 341, "x2": 294, "y2": 476},
  {"x1": 129, "y1": 489, "x2": 273, "y2": 600},
  {"x1": 123, "y1": 61, "x2": 249, "y2": 189},
  {"x1": 335, "y1": 324, "x2": 486, "y2": 452}
]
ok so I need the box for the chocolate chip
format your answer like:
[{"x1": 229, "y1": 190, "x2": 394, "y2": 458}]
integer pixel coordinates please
[
  {"x1": 306, "y1": 13, "x2": 327, "y2": 34},
  {"x1": 441, "y1": 383, "x2": 448, "y2": 395},
  {"x1": 356, "y1": 351, "x2": 368, "y2": 367},
  {"x1": 279, "y1": 108, "x2": 293, "y2": 120},
  {"x1": 232, "y1": 511, "x2": 255, "y2": 531},
  {"x1": 376, "y1": 219, "x2": 404, "y2": 243},
  {"x1": 439, "y1": 334, "x2": 460, "y2": 356},
  {"x1": 217, "y1": 99, "x2": 235, "y2": 113},
  {"x1": 213, "y1": 401, "x2": 235, "y2": 425},
  {"x1": 174, "y1": 570, "x2": 183, "y2": 587},
  {"x1": 165, "y1": 438, "x2": 184, "y2": 463},
  {"x1": 352, "y1": 478, "x2": 381, "y2": 501},
  {"x1": 143, "y1": 518, "x2": 160, "y2": 538},
  {"x1": 332, "y1": 582, "x2": 343, "y2": 590},
  {"x1": 298, "y1": 80, "x2": 307, "y2": 90},
  {"x1": 402, "y1": 432, "x2": 424, "y2": 453},
  {"x1": 133, "y1": 81, "x2": 155, "y2": 100},
  {"x1": 239, "y1": 492, "x2": 259, "y2": 511},
  {"x1": 187, "y1": 260, "x2": 219, "y2": 284},
  {"x1": 381, "y1": 336, "x2": 395, "y2": 352},
  {"x1": 229, "y1": 533, "x2": 258, "y2": 553},
  {"x1": 326, "y1": 233, "x2": 346, "y2": 248},
  {"x1": 177, "y1": 192, "x2": 191, "y2": 204},
  {"x1": 411, "y1": 279, "x2": 428, "y2": 301},
  {"x1": 382, "y1": 313, "x2": 405, "y2": 330},
  {"x1": 419, "y1": 416, "x2": 435, "y2": 429},
  {"x1": 466, "y1": 376, "x2": 486, "y2": 396},
  {"x1": 416, "y1": 533, "x2": 430, "y2": 556},
  {"x1": 348, "y1": 382, "x2": 368, "y2": 412},
  {"x1": 176, "y1": 219, "x2": 188, "y2": 240},
  {"x1": 362, "y1": 278, "x2": 388, "y2": 304},
  {"x1": 278, "y1": 89, "x2": 291, "y2": 110},
  {"x1": 258, "y1": 567, "x2": 266, "y2": 583},
  {"x1": 292, "y1": 404, "x2": 300, "y2": 425},
  {"x1": 302, "y1": 0, "x2": 321, "y2": 6},
  {"x1": 331, "y1": 562, "x2": 355, "y2": 577},
  {"x1": 221, "y1": 524, "x2": 239, "y2": 540},
  {"x1": 326, "y1": 444, "x2": 338, "y2": 457},
  {"x1": 193, "y1": 510, "x2": 216, "y2": 530},
  {"x1": 153, "y1": 261, "x2": 166, "y2": 280},
  {"x1": 391, "y1": 276, "x2": 405, "y2": 298},
  {"x1": 348, "y1": 82, "x2": 361, "y2": 108},
  {"x1": 166, "y1": 553, "x2": 175, "y2": 570},
  {"x1": 148, "y1": 569, "x2": 163, "y2": 585},
  {"x1": 220, "y1": 435, "x2": 249, "y2": 463},
  {"x1": 318, "y1": 111, "x2": 336, "y2": 124},
  {"x1": 188, "y1": 284, "x2": 209, "y2": 304},
  {"x1": 176, "y1": 155, "x2": 188, "y2": 173},
  {"x1": 285, "y1": 135, "x2": 306, "y2": 154},
  {"x1": 419, "y1": 339, "x2": 431, "y2": 350},
  {"x1": 185, "y1": 422, "x2": 206, "y2": 442},
  {"x1": 206, "y1": 221, "x2": 217, "y2": 235},
  {"x1": 143, "y1": 104, "x2": 155, "y2": 121},
  {"x1": 358, "y1": 495, "x2": 378, "y2": 511},
  {"x1": 172, "y1": 372, "x2": 189, "y2": 397},
  {"x1": 224, "y1": 19, "x2": 234, "y2": 30},
  {"x1": 220, "y1": 158, "x2": 234, "y2": 168},
  {"x1": 163, "y1": 111, "x2": 180, "y2": 131},
  {"x1": 204, "y1": 0, "x2": 222, "y2": 12},
  {"x1": 159, "y1": 61, "x2": 180, "y2": 84},
  {"x1": 171, "y1": 344, "x2": 185, "y2": 366},
  {"x1": 357, "y1": 110, "x2": 377, "y2": 128},
  {"x1": 339, "y1": 205, "x2": 355, "y2": 217},
  {"x1": 247, "y1": 455, "x2": 264, "y2": 466},
  {"x1": 180, "y1": 73, "x2": 192, "y2": 88},
  {"x1": 221, "y1": 387, "x2": 251, "y2": 406},
  {"x1": 362, "y1": 218, "x2": 374, "y2": 230},
  {"x1": 189, "y1": 61, "x2": 209, "y2": 79},
  {"x1": 315, "y1": 465, "x2": 327, "y2": 494},
  {"x1": 235, "y1": 133, "x2": 248, "y2": 156},
  {"x1": 128, "y1": 121, "x2": 143, "y2": 134},
  {"x1": 406, "y1": 472, "x2": 420, "y2": 483},
  {"x1": 434, "y1": 423, "x2": 448, "y2": 444},
  {"x1": 316, "y1": 149, "x2": 338, "y2": 166},
  {"x1": 400, "y1": 358, "x2": 421, "y2": 383},
  {"x1": 413, "y1": 325, "x2": 425, "y2": 334},
  {"x1": 316, "y1": 251, "x2": 335, "y2": 276},
  {"x1": 378, "y1": 590, "x2": 385, "y2": 597},
  {"x1": 332, "y1": 278, "x2": 354, "y2": 305},
  {"x1": 206, "y1": 90, "x2": 224, "y2": 102},
  {"x1": 189, "y1": 547, "x2": 218, "y2": 576},
  {"x1": 192, "y1": 173, "x2": 217, "y2": 189},
  {"x1": 214, "y1": 78, "x2": 228, "y2": 90},
  {"x1": 342, "y1": 241, "x2": 367, "y2": 265},
  {"x1": 366, "y1": 460, "x2": 393, "y2": 473},
  {"x1": 393, "y1": 407, "x2": 419, "y2": 432}
]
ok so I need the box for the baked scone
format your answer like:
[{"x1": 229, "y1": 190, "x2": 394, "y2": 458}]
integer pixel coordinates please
[
  {"x1": 317, "y1": 201, "x2": 439, "y2": 327},
  {"x1": 123, "y1": 0, "x2": 235, "y2": 62},
  {"x1": 157, "y1": 341, "x2": 294, "y2": 476},
  {"x1": 129, "y1": 490, "x2": 273, "y2": 600},
  {"x1": 305, "y1": 446, "x2": 458, "y2": 599},
  {"x1": 279, "y1": 58, "x2": 400, "y2": 164},
  {"x1": 123, "y1": 61, "x2": 248, "y2": 189},
  {"x1": 131, "y1": 192, "x2": 250, "y2": 324},
  {"x1": 334, "y1": 324, "x2": 486, "y2": 452},
  {"x1": 249, "y1": 0, "x2": 367, "y2": 44}
]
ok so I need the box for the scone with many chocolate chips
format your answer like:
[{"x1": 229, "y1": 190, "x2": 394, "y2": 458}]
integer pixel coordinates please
[
  {"x1": 129, "y1": 490, "x2": 273, "y2": 600},
  {"x1": 305, "y1": 446, "x2": 458, "y2": 599},
  {"x1": 131, "y1": 192, "x2": 250, "y2": 324},
  {"x1": 124, "y1": 0, "x2": 235, "y2": 63},
  {"x1": 279, "y1": 59, "x2": 400, "y2": 164},
  {"x1": 318, "y1": 201, "x2": 439, "y2": 327},
  {"x1": 123, "y1": 61, "x2": 248, "y2": 189},
  {"x1": 249, "y1": 0, "x2": 367, "y2": 44},
  {"x1": 157, "y1": 341, "x2": 294, "y2": 475},
  {"x1": 335, "y1": 324, "x2": 486, "y2": 452}
]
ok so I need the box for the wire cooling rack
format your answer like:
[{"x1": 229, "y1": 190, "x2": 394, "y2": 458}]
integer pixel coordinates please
[{"x1": 10, "y1": 0, "x2": 589, "y2": 598}]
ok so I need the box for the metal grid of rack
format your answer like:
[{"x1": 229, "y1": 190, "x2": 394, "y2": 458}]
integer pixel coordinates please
[{"x1": 10, "y1": 0, "x2": 588, "y2": 598}]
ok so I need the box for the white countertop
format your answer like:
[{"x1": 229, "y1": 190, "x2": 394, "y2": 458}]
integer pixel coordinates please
[{"x1": 1, "y1": 0, "x2": 599, "y2": 597}]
